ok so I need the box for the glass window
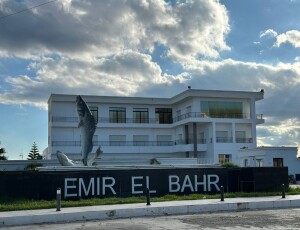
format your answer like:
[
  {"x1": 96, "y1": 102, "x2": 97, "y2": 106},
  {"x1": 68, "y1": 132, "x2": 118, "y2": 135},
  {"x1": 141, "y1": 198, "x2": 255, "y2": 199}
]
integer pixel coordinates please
[
  {"x1": 256, "y1": 159, "x2": 264, "y2": 167},
  {"x1": 273, "y1": 158, "x2": 284, "y2": 167},
  {"x1": 216, "y1": 131, "x2": 232, "y2": 143},
  {"x1": 89, "y1": 106, "x2": 98, "y2": 122},
  {"x1": 198, "y1": 132, "x2": 205, "y2": 144},
  {"x1": 236, "y1": 131, "x2": 246, "y2": 143},
  {"x1": 156, "y1": 135, "x2": 172, "y2": 146},
  {"x1": 133, "y1": 108, "x2": 149, "y2": 123},
  {"x1": 155, "y1": 108, "x2": 172, "y2": 124},
  {"x1": 133, "y1": 135, "x2": 149, "y2": 146},
  {"x1": 218, "y1": 154, "x2": 232, "y2": 163},
  {"x1": 109, "y1": 135, "x2": 126, "y2": 146},
  {"x1": 109, "y1": 107, "x2": 126, "y2": 123},
  {"x1": 201, "y1": 101, "x2": 243, "y2": 118}
]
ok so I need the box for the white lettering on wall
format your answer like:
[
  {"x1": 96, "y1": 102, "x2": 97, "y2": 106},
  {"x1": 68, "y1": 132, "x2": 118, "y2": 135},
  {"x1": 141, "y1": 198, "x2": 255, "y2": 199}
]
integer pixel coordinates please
[
  {"x1": 79, "y1": 178, "x2": 95, "y2": 197},
  {"x1": 64, "y1": 178, "x2": 77, "y2": 198},
  {"x1": 181, "y1": 175, "x2": 194, "y2": 192},
  {"x1": 194, "y1": 175, "x2": 206, "y2": 192},
  {"x1": 207, "y1": 174, "x2": 220, "y2": 191},
  {"x1": 168, "y1": 174, "x2": 220, "y2": 193},
  {"x1": 132, "y1": 176, "x2": 143, "y2": 194},
  {"x1": 102, "y1": 177, "x2": 116, "y2": 195},
  {"x1": 146, "y1": 176, "x2": 157, "y2": 194},
  {"x1": 169, "y1": 175, "x2": 180, "y2": 192}
]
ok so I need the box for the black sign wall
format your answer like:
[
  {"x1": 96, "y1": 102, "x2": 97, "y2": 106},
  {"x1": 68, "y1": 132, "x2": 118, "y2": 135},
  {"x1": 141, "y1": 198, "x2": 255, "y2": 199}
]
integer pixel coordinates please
[{"x1": 0, "y1": 167, "x2": 288, "y2": 200}]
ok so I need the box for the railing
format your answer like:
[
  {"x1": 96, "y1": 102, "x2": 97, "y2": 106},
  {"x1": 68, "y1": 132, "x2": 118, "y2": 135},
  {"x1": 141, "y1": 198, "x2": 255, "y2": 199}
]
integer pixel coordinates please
[
  {"x1": 52, "y1": 137, "x2": 252, "y2": 147},
  {"x1": 52, "y1": 141, "x2": 174, "y2": 147},
  {"x1": 52, "y1": 117, "x2": 162, "y2": 124},
  {"x1": 174, "y1": 139, "x2": 206, "y2": 145},
  {"x1": 51, "y1": 112, "x2": 263, "y2": 124},
  {"x1": 173, "y1": 112, "x2": 251, "y2": 122},
  {"x1": 236, "y1": 138, "x2": 253, "y2": 143},
  {"x1": 216, "y1": 137, "x2": 233, "y2": 143}
]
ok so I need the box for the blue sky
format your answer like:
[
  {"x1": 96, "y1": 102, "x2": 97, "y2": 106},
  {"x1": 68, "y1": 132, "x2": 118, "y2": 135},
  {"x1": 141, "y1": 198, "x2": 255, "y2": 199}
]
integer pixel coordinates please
[{"x1": 0, "y1": 0, "x2": 300, "y2": 159}]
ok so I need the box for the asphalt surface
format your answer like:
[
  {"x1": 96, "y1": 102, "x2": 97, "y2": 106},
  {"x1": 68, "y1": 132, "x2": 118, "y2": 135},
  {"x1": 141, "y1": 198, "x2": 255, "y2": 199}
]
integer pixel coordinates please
[
  {"x1": 3, "y1": 208, "x2": 300, "y2": 230},
  {"x1": 1, "y1": 195, "x2": 300, "y2": 228}
]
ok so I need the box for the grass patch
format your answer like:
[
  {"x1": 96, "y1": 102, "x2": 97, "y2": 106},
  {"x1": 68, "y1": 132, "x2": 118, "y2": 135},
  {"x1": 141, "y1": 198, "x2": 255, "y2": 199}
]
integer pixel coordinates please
[{"x1": 1, "y1": 186, "x2": 300, "y2": 212}]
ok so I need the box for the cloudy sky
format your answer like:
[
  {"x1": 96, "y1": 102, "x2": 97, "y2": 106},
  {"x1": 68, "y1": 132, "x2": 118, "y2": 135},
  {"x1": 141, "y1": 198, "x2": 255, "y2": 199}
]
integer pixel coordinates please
[{"x1": 0, "y1": 0, "x2": 300, "y2": 159}]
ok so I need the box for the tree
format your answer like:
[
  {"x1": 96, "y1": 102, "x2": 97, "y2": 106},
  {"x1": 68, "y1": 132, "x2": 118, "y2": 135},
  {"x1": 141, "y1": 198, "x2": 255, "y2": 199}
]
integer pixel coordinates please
[
  {"x1": 0, "y1": 147, "x2": 8, "y2": 160},
  {"x1": 27, "y1": 142, "x2": 40, "y2": 160}
]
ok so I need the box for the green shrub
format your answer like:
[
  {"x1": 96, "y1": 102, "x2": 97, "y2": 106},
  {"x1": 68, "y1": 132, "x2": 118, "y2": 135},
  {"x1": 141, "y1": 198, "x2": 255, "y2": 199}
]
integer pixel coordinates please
[
  {"x1": 24, "y1": 163, "x2": 43, "y2": 171},
  {"x1": 220, "y1": 162, "x2": 239, "y2": 168}
]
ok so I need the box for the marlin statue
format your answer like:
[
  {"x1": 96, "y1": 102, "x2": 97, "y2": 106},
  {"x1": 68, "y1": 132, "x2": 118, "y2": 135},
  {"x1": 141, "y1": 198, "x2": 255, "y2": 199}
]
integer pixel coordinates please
[
  {"x1": 76, "y1": 95, "x2": 97, "y2": 166},
  {"x1": 56, "y1": 146, "x2": 102, "y2": 166}
]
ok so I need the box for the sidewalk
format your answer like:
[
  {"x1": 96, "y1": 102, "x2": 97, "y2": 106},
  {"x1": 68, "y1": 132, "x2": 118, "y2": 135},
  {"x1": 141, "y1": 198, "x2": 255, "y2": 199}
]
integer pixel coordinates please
[{"x1": 1, "y1": 195, "x2": 300, "y2": 227}]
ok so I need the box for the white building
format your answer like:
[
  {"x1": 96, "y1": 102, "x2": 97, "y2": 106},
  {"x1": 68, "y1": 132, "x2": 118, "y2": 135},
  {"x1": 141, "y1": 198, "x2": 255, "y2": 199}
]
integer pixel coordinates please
[
  {"x1": 238, "y1": 146, "x2": 300, "y2": 176},
  {"x1": 47, "y1": 88, "x2": 265, "y2": 164}
]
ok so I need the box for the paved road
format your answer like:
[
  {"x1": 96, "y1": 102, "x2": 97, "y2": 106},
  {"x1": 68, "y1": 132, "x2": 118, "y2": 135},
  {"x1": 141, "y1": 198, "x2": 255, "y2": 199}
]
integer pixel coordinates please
[{"x1": 4, "y1": 208, "x2": 300, "y2": 230}]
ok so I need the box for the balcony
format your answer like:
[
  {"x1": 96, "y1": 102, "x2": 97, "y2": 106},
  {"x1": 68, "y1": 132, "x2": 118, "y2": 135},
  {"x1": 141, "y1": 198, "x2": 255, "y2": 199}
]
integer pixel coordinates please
[
  {"x1": 51, "y1": 139, "x2": 209, "y2": 147},
  {"x1": 216, "y1": 137, "x2": 233, "y2": 143},
  {"x1": 52, "y1": 141, "x2": 174, "y2": 147},
  {"x1": 174, "y1": 139, "x2": 206, "y2": 145},
  {"x1": 236, "y1": 138, "x2": 253, "y2": 143},
  {"x1": 51, "y1": 112, "x2": 263, "y2": 126},
  {"x1": 52, "y1": 117, "x2": 162, "y2": 124},
  {"x1": 173, "y1": 112, "x2": 252, "y2": 123}
]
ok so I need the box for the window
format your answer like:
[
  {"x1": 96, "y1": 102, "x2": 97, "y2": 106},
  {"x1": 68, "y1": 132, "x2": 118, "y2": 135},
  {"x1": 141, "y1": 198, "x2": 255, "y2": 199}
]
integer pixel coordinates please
[
  {"x1": 109, "y1": 107, "x2": 126, "y2": 123},
  {"x1": 155, "y1": 108, "x2": 172, "y2": 124},
  {"x1": 256, "y1": 159, "x2": 264, "y2": 167},
  {"x1": 236, "y1": 131, "x2": 246, "y2": 143},
  {"x1": 133, "y1": 108, "x2": 149, "y2": 123},
  {"x1": 109, "y1": 135, "x2": 126, "y2": 146},
  {"x1": 89, "y1": 106, "x2": 98, "y2": 122},
  {"x1": 273, "y1": 158, "x2": 284, "y2": 167},
  {"x1": 133, "y1": 135, "x2": 149, "y2": 146},
  {"x1": 219, "y1": 154, "x2": 232, "y2": 163},
  {"x1": 216, "y1": 131, "x2": 232, "y2": 143},
  {"x1": 201, "y1": 101, "x2": 243, "y2": 118},
  {"x1": 244, "y1": 159, "x2": 248, "y2": 167},
  {"x1": 176, "y1": 134, "x2": 183, "y2": 144},
  {"x1": 186, "y1": 106, "x2": 191, "y2": 114},
  {"x1": 156, "y1": 135, "x2": 172, "y2": 146}
]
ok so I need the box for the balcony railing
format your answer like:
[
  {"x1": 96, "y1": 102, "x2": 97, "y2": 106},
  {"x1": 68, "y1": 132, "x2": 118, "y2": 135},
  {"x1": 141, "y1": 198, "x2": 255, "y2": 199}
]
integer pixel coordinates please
[
  {"x1": 52, "y1": 137, "x2": 253, "y2": 147},
  {"x1": 173, "y1": 112, "x2": 251, "y2": 122},
  {"x1": 52, "y1": 141, "x2": 174, "y2": 147},
  {"x1": 216, "y1": 137, "x2": 233, "y2": 143},
  {"x1": 51, "y1": 112, "x2": 263, "y2": 125},
  {"x1": 174, "y1": 139, "x2": 206, "y2": 145},
  {"x1": 236, "y1": 138, "x2": 253, "y2": 143}
]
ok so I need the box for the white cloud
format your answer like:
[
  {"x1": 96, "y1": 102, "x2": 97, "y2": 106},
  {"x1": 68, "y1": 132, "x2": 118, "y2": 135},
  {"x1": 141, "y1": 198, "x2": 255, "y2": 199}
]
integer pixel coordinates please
[
  {"x1": 257, "y1": 118, "x2": 300, "y2": 147},
  {"x1": 1, "y1": 0, "x2": 300, "y2": 149},
  {"x1": 0, "y1": 0, "x2": 230, "y2": 62},
  {"x1": 295, "y1": 56, "x2": 300, "y2": 61},
  {"x1": 274, "y1": 30, "x2": 300, "y2": 48},
  {"x1": 260, "y1": 29, "x2": 278, "y2": 38}
]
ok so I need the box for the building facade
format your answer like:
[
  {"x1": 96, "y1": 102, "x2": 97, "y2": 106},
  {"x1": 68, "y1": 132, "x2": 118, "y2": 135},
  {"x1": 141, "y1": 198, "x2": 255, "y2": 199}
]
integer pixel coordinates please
[
  {"x1": 238, "y1": 146, "x2": 299, "y2": 176},
  {"x1": 47, "y1": 89, "x2": 264, "y2": 164}
]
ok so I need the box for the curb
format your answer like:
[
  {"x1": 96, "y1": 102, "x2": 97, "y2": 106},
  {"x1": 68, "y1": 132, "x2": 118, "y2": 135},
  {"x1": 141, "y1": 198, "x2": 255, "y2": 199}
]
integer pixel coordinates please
[{"x1": 1, "y1": 196, "x2": 300, "y2": 227}]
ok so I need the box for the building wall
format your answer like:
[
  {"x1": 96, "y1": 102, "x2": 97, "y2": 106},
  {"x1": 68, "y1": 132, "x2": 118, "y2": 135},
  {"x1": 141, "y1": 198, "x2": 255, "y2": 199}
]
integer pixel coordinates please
[
  {"x1": 238, "y1": 147, "x2": 300, "y2": 176},
  {"x1": 48, "y1": 89, "x2": 264, "y2": 164}
]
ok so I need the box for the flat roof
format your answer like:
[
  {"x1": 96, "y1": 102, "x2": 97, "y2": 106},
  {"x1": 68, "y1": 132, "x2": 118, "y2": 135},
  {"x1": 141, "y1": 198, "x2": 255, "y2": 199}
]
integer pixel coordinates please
[{"x1": 48, "y1": 88, "x2": 264, "y2": 105}]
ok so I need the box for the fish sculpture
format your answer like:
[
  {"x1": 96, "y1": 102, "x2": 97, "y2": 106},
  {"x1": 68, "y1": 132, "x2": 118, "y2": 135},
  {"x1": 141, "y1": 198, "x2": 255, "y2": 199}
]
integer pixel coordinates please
[
  {"x1": 76, "y1": 95, "x2": 97, "y2": 166},
  {"x1": 56, "y1": 146, "x2": 102, "y2": 166}
]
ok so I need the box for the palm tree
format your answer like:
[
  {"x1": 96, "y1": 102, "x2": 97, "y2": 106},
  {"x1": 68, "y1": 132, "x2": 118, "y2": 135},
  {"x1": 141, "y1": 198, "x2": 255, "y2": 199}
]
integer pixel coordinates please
[{"x1": 27, "y1": 142, "x2": 40, "y2": 160}]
